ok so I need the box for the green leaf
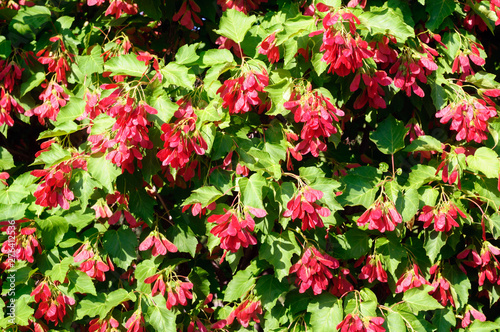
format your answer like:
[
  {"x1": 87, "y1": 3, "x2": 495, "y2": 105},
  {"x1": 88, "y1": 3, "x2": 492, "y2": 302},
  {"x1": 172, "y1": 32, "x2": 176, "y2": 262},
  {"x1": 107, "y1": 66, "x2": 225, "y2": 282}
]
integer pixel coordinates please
[
  {"x1": 386, "y1": 311, "x2": 406, "y2": 332},
  {"x1": 241, "y1": 147, "x2": 282, "y2": 179},
  {"x1": 0, "y1": 298, "x2": 4, "y2": 321},
  {"x1": 299, "y1": 166, "x2": 326, "y2": 183},
  {"x1": 264, "y1": 78, "x2": 293, "y2": 116},
  {"x1": 255, "y1": 275, "x2": 289, "y2": 311},
  {"x1": 239, "y1": 173, "x2": 267, "y2": 210},
  {"x1": 358, "y1": 7, "x2": 414, "y2": 43},
  {"x1": 200, "y1": 49, "x2": 234, "y2": 66},
  {"x1": 280, "y1": 15, "x2": 315, "y2": 41},
  {"x1": 283, "y1": 37, "x2": 299, "y2": 69},
  {"x1": 65, "y1": 210, "x2": 95, "y2": 232},
  {"x1": 430, "y1": 79, "x2": 448, "y2": 110},
  {"x1": 397, "y1": 188, "x2": 419, "y2": 222},
  {"x1": 443, "y1": 264, "x2": 470, "y2": 310},
  {"x1": 183, "y1": 186, "x2": 224, "y2": 208},
  {"x1": 0, "y1": 203, "x2": 28, "y2": 220},
  {"x1": 467, "y1": 147, "x2": 500, "y2": 179},
  {"x1": 425, "y1": 0, "x2": 456, "y2": 31},
  {"x1": 210, "y1": 132, "x2": 233, "y2": 160},
  {"x1": 359, "y1": 288, "x2": 379, "y2": 317},
  {"x1": 224, "y1": 266, "x2": 256, "y2": 302},
  {"x1": 273, "y1": 181, "x2": 295, "y2": 218},
  {"x1": 431, "y1": 307, "x2": 455, "y2": 332},
  {"x1": 310, "y1": 177, "x2": 342, "y2": 212},
  {"x1": 33, "y1": 143, "x2": 71, "y2": 166},
  {"x1": 161, "y1": 62, "x2": 195, "y2": 89},
  {"x1": 388, "y1": 0, "x2": 415, "y2": 26},
  {"x1": 13, "y1": 263, "x2": 35, "y2": 285},
  {"x1": 135, "y1": 0, "x2": 163, "y2": 19},
  {"x1": 39, "y1": 121, "x2": 79, "y2": 139},
  {"x1": 200, "y1": 123, "x2": 216, "y2": 154},
  {"x1": 135, "y1": 259, "x2": 160, "y2": 293},
  {"x1": 468, "y1": 321, "x2": 500, "y2": 331},
  {"x1": 147, "y1": 87, "x2": 177, "y2": 125},
  {"x1": 307, "y1": 294, "x2": 343, "y2": 332},
  {"x1": 210, "y1": 168, "x2": 233, "y2": 194},
  {"x1": 488, "y1": 213, "x2": 500, "y2": 239},
  {"x1": 0, "y1": 183, "x2": 29, "y2": 204},
  {"x1": 175, "y1": 43, "x2": 200, "y2": 65},
  {"x1": 166, "y1": 221, "x2": 198, "y2": 257},
  {"x1": 87, "y1": 154, "x2": 121, "y2": 192},
  {"x1": 338, "y1": 167, "x2": 381, "y2": 208},
  {"x1": 403, "y1": 285, "x2": 443, "y2": 313},
  {"x1": 20, "y1": 72, "x2": 45, "y2": 97},
  {"x1": 56, "y1": 15, "x2": 74, "y2": 29},
  {"x1": 10, "y1": 6, "x2": 51, "y2": 38},
  {"x1": 59, "y1": 235, "x2": 82, "y2": 248},
  {"x1": 102, "y1": 228, "x2": 138, "y2": 270},
  {"x1": 36, "y1": 216, "x2": 69, "y2": 249},
  {"x1": 0, "y1": 36, "x2": 11, "y2": 59},
  {"x1": 196, "y1": 101, "x2": 225, "y2": 124},
  {"x1": 376, "y1": 237, "x2": 406, "y2": 276},
  {"x1": 318, "y1": 0, "x2": 341, "y2": 6},
  {"x1": 71, "y1": 170, "x2": 100, "y2": 208},
  {"x1": 76, "y1": 45, "x2": 104, "y2": 75},
  {"x1": 424, "y1": 230, "x2": 447, "y2": 263},
  {"x1": 404, "y1": 136, "x2": 443, "y2": 153},
  {"x1": 11, "y1": 171, "x2": 37, "y2": 187},
  {"x1": 215, "y1": 9, "x2": 256, "y2": 43},
  {"x1": 471, "y1": 176, "x2": 500, "y2": 210},
  {"x1": 46, "y1": 257, "x2": 73, "y2": 283},
  {"x1": 264, "y1": 124, "x2": 288, "y2": 162},
  {"x1": 345, "y1": 289, "x2": 377, "y2": 317},
  {"x1": 203, "y1": 63, "x2": 229, "y2": 96},
  {"x1": 129, "y1": 187, "x2": 157, "y2": 225},
  {"x1": 67, "y1": 269, "x2": 97, "y2": 296},
  {"x1": 259, "y1": 231, "x2": 301, "y2": 281},
  {"x1": 104, "y1": 53, "x2": 147, "y2": 77},
  {"x1": 369, "y1": 115, "x2": 409, "y2": 155},
  {"x1": 393, "y1": 304, "x2": 434, "y2": 332},
  {"x1": 69, "y1": 61, "x2": 85, "y2": 84},
  {"x1": 467, "y1": 71, "x2": 499, "y2": 89},
  {"x1": 14, "y1": 295, "x2": 34, "y2": 326},
  {"x1": 489, "y1": 117, "x2": 500, "y2": 147},
  {"x1": 489, "y1": 284, "x2": 500, "y2": 307},
  {"x1": 0, "y1": 147, "x2": 14, "y2": 171},
  {"x1": 189, "y1": 267, "x2": 211, "y2": 298},
  {"x1": 384, "y1": 180, "x2": 401, "y2": 203},
  {"x1": 441, "y1": 31, "x2": 460, "y2": 62},
  {"x1": 335, "y1": 229, "x2": 372, "y2": 260},
  {"x1": 90, "y1": 113, "x2": 115, "y2": 135},
  {"x1": 146, "y1": 295, "x2": 177, "y2": 331},
  {"x1": 75, "y1": 289, "x2": 130, "y2": 320},
  {"x1": 406, "y1": 164, "x2": 439, "y2": 189},
  {"x1": 311, "y1": 51, "x2": 329, "y2": 76}
]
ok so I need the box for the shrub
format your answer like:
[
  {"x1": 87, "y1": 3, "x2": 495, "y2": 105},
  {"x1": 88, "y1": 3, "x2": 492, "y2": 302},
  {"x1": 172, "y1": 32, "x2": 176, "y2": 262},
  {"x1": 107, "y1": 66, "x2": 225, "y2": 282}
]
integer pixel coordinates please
[{"x1": 2, "y1": 0, "x2": 500, "y2": 331}]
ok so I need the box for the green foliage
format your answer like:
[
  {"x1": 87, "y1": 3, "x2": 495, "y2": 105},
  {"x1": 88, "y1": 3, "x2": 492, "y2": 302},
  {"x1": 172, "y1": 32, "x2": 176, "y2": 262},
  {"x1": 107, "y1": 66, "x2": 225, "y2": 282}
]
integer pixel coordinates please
[{"x1": 2, "y1": 0, "x2": 500, "y2": 331}]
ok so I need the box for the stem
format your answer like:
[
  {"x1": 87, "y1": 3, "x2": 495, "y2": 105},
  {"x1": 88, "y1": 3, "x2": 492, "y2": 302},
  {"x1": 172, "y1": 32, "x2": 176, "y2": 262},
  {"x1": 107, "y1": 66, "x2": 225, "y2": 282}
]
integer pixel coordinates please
[
  {"x1": 153, "y1": 189, "x2": 174, "y2": 226},
  {"x1": 237, "y1": 42, "x2": 245, "y2": 63},
  {"x1": 282, "y1": 171, "x2": 306, "y2": 187},
  {"x1": 464, "y1": 197, "x2": 487, "y2": 241},
  {"x1": 391, "y1": 153, "x2": 395, "y2": 178}
]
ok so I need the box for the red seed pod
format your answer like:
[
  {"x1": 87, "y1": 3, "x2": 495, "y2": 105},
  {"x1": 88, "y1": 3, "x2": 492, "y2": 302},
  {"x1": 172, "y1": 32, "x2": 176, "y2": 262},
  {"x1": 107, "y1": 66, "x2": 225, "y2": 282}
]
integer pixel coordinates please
[
  {"x1": 289, "y1": 246, "x2": 339, "y2": 295},
  {"x1": 208, "y1": 208, "x2": 264, "y2": 253},
  {"x1": 258, "y1": 32, "x2": 280, "y2": 63},
  {"x1": 357, "y1": 199, "x2": 402, "y2": 233}
]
